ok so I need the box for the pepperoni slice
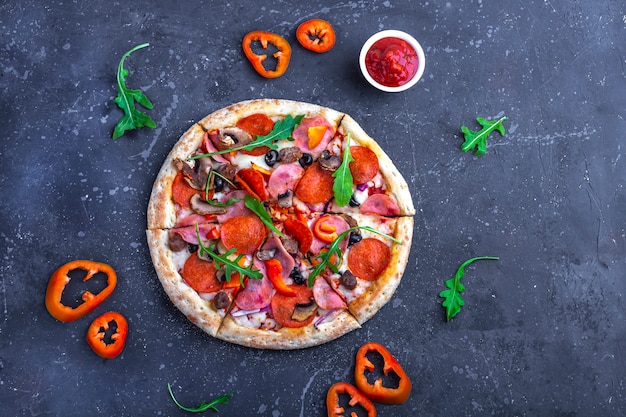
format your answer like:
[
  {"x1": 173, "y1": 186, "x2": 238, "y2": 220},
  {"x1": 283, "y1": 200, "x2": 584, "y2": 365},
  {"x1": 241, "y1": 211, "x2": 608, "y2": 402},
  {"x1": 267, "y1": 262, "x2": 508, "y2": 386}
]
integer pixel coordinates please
[
  {"x1": 236, "y1": 168, "x2": 268, "y2": 201},
  {"x1": 220, "y1": 215, "x2": 267, "y2": 254},
  {"x1": 172, "y1": 171, "x2": 212, "y2": 208},
  {"x1": 283, "y1": 216, "x2": 313, "y2": 254},
  {"x1": 237, "y1": 114, "x2": 275, "y2": 156},
  {"x1": 294, "y1": 162, "x2": 335, "y2": 204},
  {"x1": 182, "y1": 251, "x2": 223, "y2": 293},
  {"x1": 271, "y1": 284, "x2": 316, "y2": 328},
  {"x1": 347, "y1": 238, "x2": 391, "y2": 281},
  {"x1": 349, "y1": 146, "x2": 379, "y2": 184}
]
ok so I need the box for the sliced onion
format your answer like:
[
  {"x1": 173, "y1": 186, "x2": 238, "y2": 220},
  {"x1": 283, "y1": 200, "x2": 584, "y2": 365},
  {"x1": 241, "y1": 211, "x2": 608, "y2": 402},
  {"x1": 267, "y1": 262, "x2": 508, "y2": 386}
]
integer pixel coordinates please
[
  {"x1": 356, "y1": 183, "x2": 368, "y2": 191},
  {"x1": 314, "y1": 310, "x2": 336, "y2": 328},
  {"x1": 231, "y1": 308, "x2": 260, "y2": 317}
]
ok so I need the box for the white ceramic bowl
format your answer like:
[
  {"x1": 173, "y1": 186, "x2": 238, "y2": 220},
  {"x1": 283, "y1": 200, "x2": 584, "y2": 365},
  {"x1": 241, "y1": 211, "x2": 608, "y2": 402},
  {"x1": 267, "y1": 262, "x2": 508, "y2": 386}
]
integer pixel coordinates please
[{"x1": 359, "y1": 30, "x2": 426, "y2": 93}]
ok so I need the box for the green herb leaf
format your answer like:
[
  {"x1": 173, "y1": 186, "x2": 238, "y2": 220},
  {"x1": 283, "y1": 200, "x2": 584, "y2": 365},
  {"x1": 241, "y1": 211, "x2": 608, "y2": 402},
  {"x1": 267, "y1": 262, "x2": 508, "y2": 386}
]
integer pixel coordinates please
[
  {"x1": 332, "y1": 133, "x2": 355, "y2": 207},
  {"x1": 167, "y1": 383, "x2": 233, "y2": 413},
  {"x1": 243, "y1": 195, "x2": 286, "y2": 238},
  {"x1": 204, "y1": 197, "x2": 241, "y2": 208},
  {"x1": 439, "y1": 256, "x2": 499, "y2": 321},
  {"x1": 460, "y1": 116, "x2": 508, "y2": 155},
  {"x1": 307, "y1": 225, "x2": 402, "y2": 287},
  {"x1": 112, "y1": 43, "x2": 156, "y2": 139},
  {"x1": 195, "y1": 224, "x2": 263, "y2": 282},
  {"x1": 190, "y1": 114, "x2": 304, "y2": 159}
]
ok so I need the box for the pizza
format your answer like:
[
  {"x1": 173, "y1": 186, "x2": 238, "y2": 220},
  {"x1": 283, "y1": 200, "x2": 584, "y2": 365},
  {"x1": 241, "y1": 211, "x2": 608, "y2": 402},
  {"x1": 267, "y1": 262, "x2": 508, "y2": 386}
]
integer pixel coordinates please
[{"x1": 146, "y1": 99, "x2": 414, "y2": 349}]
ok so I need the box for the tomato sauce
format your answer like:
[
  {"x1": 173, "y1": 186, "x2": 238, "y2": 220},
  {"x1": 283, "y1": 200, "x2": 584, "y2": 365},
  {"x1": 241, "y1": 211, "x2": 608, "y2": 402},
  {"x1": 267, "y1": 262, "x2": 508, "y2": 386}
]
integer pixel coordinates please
[{"x1": 365, "y1": 37, "x2": 419, "y2": 87}]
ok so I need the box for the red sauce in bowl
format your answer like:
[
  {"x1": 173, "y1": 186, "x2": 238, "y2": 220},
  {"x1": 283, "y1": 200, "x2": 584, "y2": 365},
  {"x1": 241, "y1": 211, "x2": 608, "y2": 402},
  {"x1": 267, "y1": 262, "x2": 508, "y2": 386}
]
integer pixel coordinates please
[{"x1": 364, "y1": 37, "x2": 419, "y2": 87}]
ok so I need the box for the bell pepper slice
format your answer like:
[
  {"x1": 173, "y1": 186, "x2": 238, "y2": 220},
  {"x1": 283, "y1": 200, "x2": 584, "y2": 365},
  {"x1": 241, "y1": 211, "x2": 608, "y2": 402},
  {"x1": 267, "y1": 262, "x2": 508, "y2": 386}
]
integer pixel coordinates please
[
  {"x1": 354, "y1": 342, "x2": 412, "y2": 404},
  {"x1": 242, "y1": 31, "x2": 292, "y2": 78},
  {"x1": 45, "y1": 260, "x2": 117, "y2": 323},
  {"x1": 86, "y1": 311, "x2": 128, "y2": 359},
  {"x1": 264, "y1": 259, "x2": 296, "y2": 297},
  {"x1": 296, "y1": 19, "x2": 336, "y2": 53},
  {"x1": 307, "y1": 125, "x2": 328, "y2": 149},
  {"x1": 312, "y1": 214, "x2": 338, "y2": 243},
  {"x1": 326, "y1": 382, "x2": 376, "y2": 417}
]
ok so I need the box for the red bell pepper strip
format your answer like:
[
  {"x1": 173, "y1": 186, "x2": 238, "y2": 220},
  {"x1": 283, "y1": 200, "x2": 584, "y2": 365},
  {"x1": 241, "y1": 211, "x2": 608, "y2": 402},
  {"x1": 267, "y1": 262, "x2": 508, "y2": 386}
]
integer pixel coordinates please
[
  {"x1": 296, "y1": 19, "x2": 336, "y2": 53},
  {"x1": 86, "y1": 311, "x2": 128, "y2": 359},
  {"x1": 264, "y1": 259, "x2": 296, "y2": 297},
  {"x1": 45, "y1": 260, "x2": 117, "y2": 322},
  {"x1": 242, "y1": 31, "x2": 292, "y2": 78},
  {"x1": 326, "y1": 382, "x2": 376, "y2": 417},
  {"x1": 354, "y1": 342, "x2": 412, "y2": 404}
]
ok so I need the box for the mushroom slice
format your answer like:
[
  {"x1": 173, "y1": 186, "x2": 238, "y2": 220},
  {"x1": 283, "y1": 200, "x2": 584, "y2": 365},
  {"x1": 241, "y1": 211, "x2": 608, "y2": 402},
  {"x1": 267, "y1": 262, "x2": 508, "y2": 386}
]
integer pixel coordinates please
[
  {"x1": 318, "y1": 150, "x2": 342, "y2": 172},
  {"x1": 277, "y1": 190, "x2": 294, "y2": 208},
  {"x1": 190, "y1": 194, "x2": 227, "y2": 215},
  {"x1": 174, "y1": 155, "x2": 213, "y2": 190},
  {"x1": 292, "y1": 299, "x2": 318, "y2": 322},
  {"x1": 217, "y1": 127, "x2": 253, "y2": 151}
]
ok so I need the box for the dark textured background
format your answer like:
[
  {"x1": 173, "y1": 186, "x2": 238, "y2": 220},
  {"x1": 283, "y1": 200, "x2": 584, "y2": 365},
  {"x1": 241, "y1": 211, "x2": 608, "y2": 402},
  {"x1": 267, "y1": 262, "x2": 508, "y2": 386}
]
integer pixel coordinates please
[{"x1": 1, "y1": 1, "x2": 625, "y2": 416}]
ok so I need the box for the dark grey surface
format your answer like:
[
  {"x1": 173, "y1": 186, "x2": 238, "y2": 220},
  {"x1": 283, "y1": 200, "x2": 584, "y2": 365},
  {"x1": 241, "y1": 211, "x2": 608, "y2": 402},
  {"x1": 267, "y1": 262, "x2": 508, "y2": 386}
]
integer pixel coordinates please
[{"x1": 1, "y1": 0, "x2": 625, "y2": 416}]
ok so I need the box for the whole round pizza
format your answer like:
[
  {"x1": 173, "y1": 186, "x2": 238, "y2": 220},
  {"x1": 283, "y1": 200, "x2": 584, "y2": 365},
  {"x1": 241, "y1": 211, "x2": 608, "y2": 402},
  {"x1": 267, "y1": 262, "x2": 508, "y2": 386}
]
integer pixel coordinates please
[{"x1": 146, "y1": 99, "x2": 414, "y2": 349}]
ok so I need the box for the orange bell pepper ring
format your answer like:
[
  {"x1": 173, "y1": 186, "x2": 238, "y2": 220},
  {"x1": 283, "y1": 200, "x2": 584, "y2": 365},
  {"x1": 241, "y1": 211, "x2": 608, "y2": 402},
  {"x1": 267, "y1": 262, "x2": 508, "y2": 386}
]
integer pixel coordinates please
[
  {"x1": 296, "y1": 19, "x2": 336, "y2": 53},
  {"x1": 264, "y1": 259, "x2": 296, "y2": 297},
  {"x1": 312, "y1": 214, "x2": 338, "y2": 243},
  {"x1": 354, "y1": 342, "x2": 412, "y2": 404},
  {"x1": 45, "y1": 260, "x2": 117, "y2": 322},
  {"x1": 326, "y1": 382, "x2": 376, "y2": 417},
  {"x1": 86, "y1": 311, "x2": 128, "y2": 359},
  {"x1": 242, "y1": 31, "x2": 292, "y2": 78}
]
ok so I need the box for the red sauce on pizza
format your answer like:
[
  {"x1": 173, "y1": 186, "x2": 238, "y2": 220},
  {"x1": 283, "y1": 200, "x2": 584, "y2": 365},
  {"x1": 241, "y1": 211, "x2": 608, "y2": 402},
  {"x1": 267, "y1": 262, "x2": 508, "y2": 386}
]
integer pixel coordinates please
[{"x1": 364, "y1": 37, "x2": 419, "y2": 87}]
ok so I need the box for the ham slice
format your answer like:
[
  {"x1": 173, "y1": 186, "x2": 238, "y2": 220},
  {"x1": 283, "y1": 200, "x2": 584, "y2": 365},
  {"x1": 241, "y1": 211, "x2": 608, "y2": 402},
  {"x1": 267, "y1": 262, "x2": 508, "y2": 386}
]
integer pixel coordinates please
[
  {"x1": 202, "y1": 131, "x2": 230, "y2": 164},
  {"x1": 261, "y1": 234, "x2": 295, "y2": 280},
  {"x1": 216, "y1": 190, "x2": 252, "y2": 223},
  {"x1": 170, "y1": 223, "x2": 217, "y2": 244},
  {"x1": 292, "y1": 116, "x2": 334, "y2": 158},
  {"x1": 174, "y1": 213, "x2": 209, "y2": 228},
  {"x1": 313, "y1": 276, "x2": 347, "y2": 310},
  {"x1": 234, "y1": 266, "x2": 274, "y2": 310},
  {"x1": 360, "y1": 194, "x2": 401, "y2": 216},
  {"x1": 267, "y1": 163, "x2": 304, "y2": 199}
]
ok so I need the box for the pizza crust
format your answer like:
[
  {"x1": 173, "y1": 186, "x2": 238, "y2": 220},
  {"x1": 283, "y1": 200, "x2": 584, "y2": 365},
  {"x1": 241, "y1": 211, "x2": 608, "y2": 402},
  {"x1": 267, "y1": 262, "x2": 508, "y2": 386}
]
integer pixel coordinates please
[
  {"x1": 338, "y1": 114, "x2": 416, "y2": 216},
  {"x1": 146, "y1": 229, "x2": 225, "y2": 336},
  {"x1": 147, "y1": 123, "x2": 206, "y2": 230},
  {"x1": 346, "y1": 216, "x2": 414, "y2": 324},
  {"x1": 216, "y1": 309, "x2": 360, "y2": 350}
]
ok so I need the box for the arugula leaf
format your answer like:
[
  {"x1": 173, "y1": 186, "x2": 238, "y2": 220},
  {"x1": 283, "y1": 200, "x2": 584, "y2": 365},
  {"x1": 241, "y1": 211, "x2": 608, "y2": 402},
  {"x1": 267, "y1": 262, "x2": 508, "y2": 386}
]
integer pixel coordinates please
[
  {"x1": 243, "y1": 195, "x2": 286, "y2": 238},
  {"x1": 190, "y1": 114, "x2": 304, "y2": 159},
  {"x1": 439, "y1": 256, "x2": 499, "y2": 321},
  {"x1": 167, "y1": 383, "x2": 233, "y2": 413},
  {"x1": 307, "y1": 225, "x2": 402, "y2": 287},
  {"x1": 332, "y1": 133, "x2": 355, "y2": 207},
  {"x1": 460, "y1": 116, "x2": 508, "y2": 155},
  {"x1": 112, "y1": 43, "x2": 156, "y2": 139},
  {"x1": 195, "y1": 224, "x2": 263, "y2": 282},
  {"x1": 203, "y1": 197, "x2": 241, "y2": 208}
]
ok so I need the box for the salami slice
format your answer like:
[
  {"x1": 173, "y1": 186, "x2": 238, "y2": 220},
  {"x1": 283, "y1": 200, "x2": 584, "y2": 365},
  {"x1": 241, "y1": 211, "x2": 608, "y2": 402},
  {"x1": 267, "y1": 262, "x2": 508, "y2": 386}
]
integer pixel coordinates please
[
  {"x1": 349, "y1": 146, "x2": 379, "y2": 184},
  {"x1": 220, "y1": 215, "x2": 267, "y2": 254},
  {"x1": 294, "y1": 162, "x2": 335, "y2": 204},
  {"x1": 182, "y1": 251, "x2": 223, "y2": 293},
  {"x1": 267, "y1": 164, "x2": 304, "y2": 199},
  {"x1": 360, "y1": 194, "x2": 401, "y2": 216},
  {"x1": 172, "y1": 171, "x2": 211, "y2": 208},
  {"x1": 270, "y1": 285, "x2": 316, "y2": 328},
  {"x1": 347, "y1": 238, "x2": 391, "y2": 281}
]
